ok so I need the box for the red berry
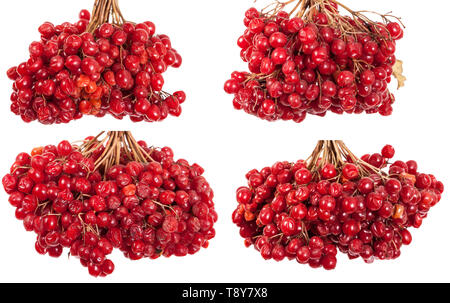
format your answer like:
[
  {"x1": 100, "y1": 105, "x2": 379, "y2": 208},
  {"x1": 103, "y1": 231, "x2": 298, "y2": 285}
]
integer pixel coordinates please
[{"x1": 382, "y1": 145, "x2": 395, "y2": 159}]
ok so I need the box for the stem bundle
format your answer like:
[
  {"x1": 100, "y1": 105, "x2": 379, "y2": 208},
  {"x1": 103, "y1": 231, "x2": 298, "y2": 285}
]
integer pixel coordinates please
[
  {"x1": 87, "y1": 0, "x2": 126, "y2": 32},
  {"x1": 80, "y1": 131, "x2": 155, "y2": 174},
  {"x1": 306, "y1": 140, "x2": 387, "y2": 178}
]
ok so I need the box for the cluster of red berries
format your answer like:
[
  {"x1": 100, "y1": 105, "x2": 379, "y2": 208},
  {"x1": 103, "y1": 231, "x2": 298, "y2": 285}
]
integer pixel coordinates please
[
  {"x1": 2, "y1": 137, "x2": 216, "y2": 277},
  {"x1": 7, "y1": 9, "x2": 185, "y2": 124},
  {"x1": 224, "y1": 3, "x2": 403, "y2": 123},
  {"x1": 232, "y1": 144, "x2": 443, "y2": 270}
]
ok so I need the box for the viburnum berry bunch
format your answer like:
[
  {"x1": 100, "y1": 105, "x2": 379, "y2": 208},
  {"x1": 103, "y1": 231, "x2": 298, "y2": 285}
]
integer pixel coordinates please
[
  {"x1": 224, "y1": 0, "x2": 405, "y2": 123},
  {"x1": 2, "y1": 131, "x2": 216, "y2": 277},
  {"x1": 232, "y1": 141, "x2": 443, "y2": 270},
  {"x1": 7, "y1": 0, "x2": 185, "y2": 125}
]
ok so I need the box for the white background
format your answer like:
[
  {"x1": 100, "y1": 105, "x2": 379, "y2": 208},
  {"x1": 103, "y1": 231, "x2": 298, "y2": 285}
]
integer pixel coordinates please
[{"x1": 0, "y1": 0, "x2": 449, "y2": 283}]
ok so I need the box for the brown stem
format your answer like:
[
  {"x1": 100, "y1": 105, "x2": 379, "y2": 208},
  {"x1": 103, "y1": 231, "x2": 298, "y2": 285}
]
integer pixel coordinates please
[
  {"x1": 80, "y1": 131, "x2": 156, "y2": 176},
  {"x1": 306, "y1": 140, "x2": 344, "y2": 171},
  {"x1": 87, "y1": 0, "x2": 126, "y2": 33},
  {"x1": 336, "y1": 141, "x2": 388, "y2": 179},
  {"x1": 306, "y1": 140, "x2": 388, "y2": 179},
  {"x1": 289, "y1": 0, "x2": 306, "y2": 16}
]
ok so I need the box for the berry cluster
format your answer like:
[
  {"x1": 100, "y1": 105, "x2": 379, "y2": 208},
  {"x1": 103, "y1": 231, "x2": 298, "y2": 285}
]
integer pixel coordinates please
[
  {"x1": 2, "y1": 132, "x2": 216, "y2": 277},
  {"x1": 224, "y1": 0, "x2": 404, "y2": 123},
  {"x1": 7, "y1": 2, "x2": 185, "y2": 125},
  {"x1": 232, "y1": 141, "x2": 443, "y2": 270}
]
